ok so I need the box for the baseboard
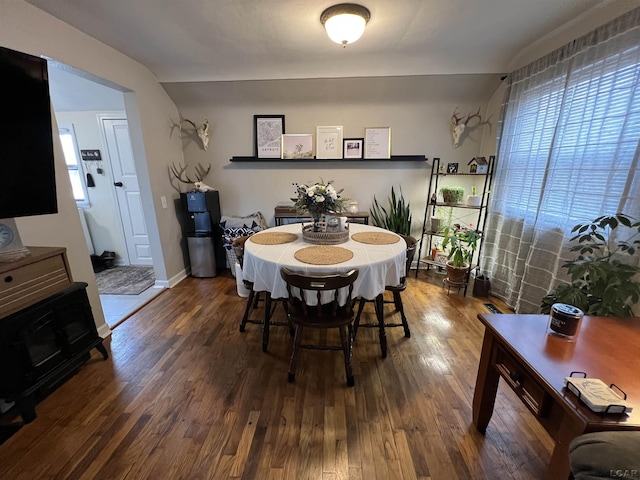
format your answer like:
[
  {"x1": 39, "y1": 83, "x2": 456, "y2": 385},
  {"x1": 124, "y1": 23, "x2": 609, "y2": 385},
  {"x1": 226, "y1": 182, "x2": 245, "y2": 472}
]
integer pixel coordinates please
[
  {"x1": 161, "y1": 268, "x2": 188, "y2": 288},
  {"x1": 97, "y1": 323, "x2": 112, "y2": 338}
]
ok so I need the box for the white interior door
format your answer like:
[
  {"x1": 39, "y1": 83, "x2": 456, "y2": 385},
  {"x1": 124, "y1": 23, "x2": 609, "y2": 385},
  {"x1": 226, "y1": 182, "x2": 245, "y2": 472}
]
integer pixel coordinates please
[{"x1": 102, "y1": 118, "x2": 152, "y2": 266}]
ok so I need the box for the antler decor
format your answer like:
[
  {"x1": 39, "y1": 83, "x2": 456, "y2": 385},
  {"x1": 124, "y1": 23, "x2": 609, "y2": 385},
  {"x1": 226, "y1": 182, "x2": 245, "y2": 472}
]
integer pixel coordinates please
[
  {"x1": 170, "y1": 162, "x2": 214, "y2": 192},
  {"x1": 180, "y1": 115, "x2": 210, "y2": 151},
  {"x1": 450, "y1": 107, "x2": 492, "y2": 148}
]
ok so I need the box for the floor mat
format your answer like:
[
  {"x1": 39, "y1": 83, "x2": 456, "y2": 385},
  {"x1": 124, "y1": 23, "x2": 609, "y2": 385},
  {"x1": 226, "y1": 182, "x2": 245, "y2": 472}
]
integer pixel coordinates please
[{"x1": 95, "y1": 266, "x2": 155, "y2": 295}]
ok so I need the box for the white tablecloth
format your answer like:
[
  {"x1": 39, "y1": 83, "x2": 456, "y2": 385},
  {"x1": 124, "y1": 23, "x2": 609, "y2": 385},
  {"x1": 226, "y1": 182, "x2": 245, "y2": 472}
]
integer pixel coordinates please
[{"x1": 242, "y1": 223, "x2": 406, "y2": 300}]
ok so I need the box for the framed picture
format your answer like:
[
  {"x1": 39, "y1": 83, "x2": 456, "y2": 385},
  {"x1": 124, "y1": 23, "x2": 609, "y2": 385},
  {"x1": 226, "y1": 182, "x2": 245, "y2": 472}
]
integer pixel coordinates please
[
  {"x1": 254, "y1": 115, "x2": 285, "y2": 158},
  {"x1": 434, "y1": 252, "x2": 449, "y2": 266},
  {"x1": 343, "y1": 138, "x2": 364, "y2": 159},
  {"x1": 316, "y1": 126, "x2": 343, "y2": 159},
  {"x1": 364, "y1": 127, "x2": 391, "y2": 159},
  {"x1": 447, "y1": 162, "x2": 459, "y2": 174},
  {"x1": 282, "y1": 134, "x2": 313, "y2": 159}
]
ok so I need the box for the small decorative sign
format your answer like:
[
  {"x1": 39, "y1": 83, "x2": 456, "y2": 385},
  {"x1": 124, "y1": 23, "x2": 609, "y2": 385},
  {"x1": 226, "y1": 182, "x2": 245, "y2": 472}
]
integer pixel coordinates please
[{"x1": 81, "y1": 149, "x2": 102, "y2": 161}]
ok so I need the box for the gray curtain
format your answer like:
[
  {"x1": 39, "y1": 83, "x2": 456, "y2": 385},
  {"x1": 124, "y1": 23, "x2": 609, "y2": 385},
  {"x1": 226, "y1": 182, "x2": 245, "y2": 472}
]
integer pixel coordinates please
[{"x1": 482, "y1": 7, "x2": 640, "y2": 313}]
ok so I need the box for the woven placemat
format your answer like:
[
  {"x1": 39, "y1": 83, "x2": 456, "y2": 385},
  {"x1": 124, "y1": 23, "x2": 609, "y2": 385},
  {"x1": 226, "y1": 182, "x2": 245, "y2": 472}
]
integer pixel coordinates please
[
  {"x1": 294, "y1": 246, "x2": 354, "y2": 265},
  {"x1": 351, "y1": 231, "x2": 401, "y2": 245},
  {"x1": 249, "y1": 232, "x2": 298, "y2": 245}
]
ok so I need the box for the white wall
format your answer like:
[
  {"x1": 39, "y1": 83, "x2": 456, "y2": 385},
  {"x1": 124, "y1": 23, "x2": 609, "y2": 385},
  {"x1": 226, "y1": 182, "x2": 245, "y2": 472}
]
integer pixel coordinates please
[
  {"x1": 162, "y1": 75, "x2": 502, "y2": 240},
  {"x1": 1, "y1": 0, "x2": 187, "y2": 334}
]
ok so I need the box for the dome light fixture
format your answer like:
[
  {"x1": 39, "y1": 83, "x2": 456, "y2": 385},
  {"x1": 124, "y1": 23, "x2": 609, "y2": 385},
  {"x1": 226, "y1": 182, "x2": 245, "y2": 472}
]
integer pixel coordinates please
[{"x1": 320, "y1": 3, "x2": 371, "y2": 47}]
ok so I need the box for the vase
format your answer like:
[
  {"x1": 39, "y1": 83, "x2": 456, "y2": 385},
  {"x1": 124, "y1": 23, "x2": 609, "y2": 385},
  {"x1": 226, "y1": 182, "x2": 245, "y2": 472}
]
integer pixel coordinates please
[{"x1": 312, "y1": 212, "x2": 323, "y2": 232}]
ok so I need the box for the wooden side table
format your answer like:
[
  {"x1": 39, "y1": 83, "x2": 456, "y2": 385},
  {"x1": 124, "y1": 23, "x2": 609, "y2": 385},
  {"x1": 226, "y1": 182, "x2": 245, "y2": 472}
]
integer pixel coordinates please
[{"x1": 472, "y1": 313, "x2": 640, "y2": 480}]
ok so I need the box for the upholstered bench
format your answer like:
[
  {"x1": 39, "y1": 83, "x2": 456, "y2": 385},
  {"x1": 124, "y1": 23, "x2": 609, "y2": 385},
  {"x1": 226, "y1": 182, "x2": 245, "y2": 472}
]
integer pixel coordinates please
[{"x1": 569, "y1": 431, "x2": 640, "y2": 480}]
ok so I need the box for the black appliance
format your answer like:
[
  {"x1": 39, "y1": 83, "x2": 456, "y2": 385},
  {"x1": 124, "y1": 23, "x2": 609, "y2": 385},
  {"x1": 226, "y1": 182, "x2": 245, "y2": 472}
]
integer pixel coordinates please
[
  {"x1": 180, "y1": 191, "x2": 224, "y2": 277},
  {"x1": 0, "y1": 45, "x2": 57, "y2": 219}
]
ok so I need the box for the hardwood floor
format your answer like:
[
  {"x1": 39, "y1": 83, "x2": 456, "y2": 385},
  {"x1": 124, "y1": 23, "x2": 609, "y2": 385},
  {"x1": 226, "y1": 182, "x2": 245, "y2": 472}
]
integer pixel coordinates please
[{"x1": 0, "y1": 270, "x2": 553, "y2": 479}]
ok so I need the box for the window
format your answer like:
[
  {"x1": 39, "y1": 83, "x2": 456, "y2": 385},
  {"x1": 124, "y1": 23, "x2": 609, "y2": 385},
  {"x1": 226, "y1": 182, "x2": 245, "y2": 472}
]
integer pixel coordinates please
[
  {"x1": 495, "y1": 44, "x2": 640, "y2": 226},
  {"x1": 481, "y1": 10, "x2": 640, "y2": 314},
  {"x1": 58, "y1": 125, "x2": 90, "y2": 208}
]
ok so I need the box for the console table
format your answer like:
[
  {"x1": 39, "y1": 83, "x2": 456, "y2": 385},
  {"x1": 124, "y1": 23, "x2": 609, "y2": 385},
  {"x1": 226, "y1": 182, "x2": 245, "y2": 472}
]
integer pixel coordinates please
[
  {"x1": 472, "y1": 313, "x2": 640, "y2": 480},
  {"x1": 274, "y1": 208, "x2": 369, "y2": 226}
]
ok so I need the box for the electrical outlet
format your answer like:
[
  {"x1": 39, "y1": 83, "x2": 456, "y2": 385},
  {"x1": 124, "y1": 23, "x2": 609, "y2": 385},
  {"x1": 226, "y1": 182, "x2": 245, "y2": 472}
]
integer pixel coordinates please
[{"x1": 160, "y1": 196, "x2": 168, "y2": 209}]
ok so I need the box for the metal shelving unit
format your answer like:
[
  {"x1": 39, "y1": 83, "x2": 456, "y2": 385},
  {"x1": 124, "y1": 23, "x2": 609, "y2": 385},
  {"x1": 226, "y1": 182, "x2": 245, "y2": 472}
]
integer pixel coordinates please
[{"x1": 415, "y1": 156, "x2": 494, "y2": 294}]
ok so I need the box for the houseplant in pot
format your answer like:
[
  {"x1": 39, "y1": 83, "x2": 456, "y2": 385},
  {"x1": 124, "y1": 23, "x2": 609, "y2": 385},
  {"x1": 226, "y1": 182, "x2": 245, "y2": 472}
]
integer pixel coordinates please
[
  {"x1": 442, "y1": 225, "x2": 480, "y2": 285},
  {"x1": 370, "y1": 186, "x2": 412, "y2": 237},
  {"x1": 440, "y1": 186, "x2": 465, "y2": 205},
  {"x1": 370, "y1": 186, "x2": 417, "y2": 268},
  {"x1": 466, "y1": 186, "x2": 482, "y2": 207},
  {"x1": 540, "y1": 213, "x2": 640, "y2": 316}
]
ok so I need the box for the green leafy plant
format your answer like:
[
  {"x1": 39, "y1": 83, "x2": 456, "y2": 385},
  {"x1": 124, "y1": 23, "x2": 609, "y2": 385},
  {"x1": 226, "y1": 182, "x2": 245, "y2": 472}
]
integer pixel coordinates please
[
  {"x1": 440, "y1": 186, "x2": 465, "y2": 204},
  {"x1": 442, "y1": 225, "x2": 480, "y2": 268},
  {"x1": 370, "y1": 186, "x2": 412, "y2": 236},
  {"x1": 540, "y1": 213, "x2": 640, "y2": 317}
]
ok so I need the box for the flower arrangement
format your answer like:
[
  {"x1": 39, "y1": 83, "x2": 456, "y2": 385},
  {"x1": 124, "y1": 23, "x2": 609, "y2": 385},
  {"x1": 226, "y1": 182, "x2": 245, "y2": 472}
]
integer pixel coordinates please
[{"x1": 292, "y1": 179, "x2": 347, "y2": 219}]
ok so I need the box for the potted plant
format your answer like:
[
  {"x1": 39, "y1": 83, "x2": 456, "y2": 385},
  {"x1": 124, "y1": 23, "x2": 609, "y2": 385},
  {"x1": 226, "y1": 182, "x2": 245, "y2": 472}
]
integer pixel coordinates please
[
  {"x1": 541, "y1": 213, "x2": 640, "y2": 317},
  {"x1": 370, "y1": 186, "x2": 417, "y2": 268},
  {"x1": 466, "y1": 186, "x2": 481, "y2": 207},
  {"x1": 370, "y1": 186, "x2": 412, "y2": 237},
  {"x1": 442, "y1": 225, "x2": 480, "y2": 285},
  {"x1": 440, "y1": 186, "x2": 465, "y2": 205}
]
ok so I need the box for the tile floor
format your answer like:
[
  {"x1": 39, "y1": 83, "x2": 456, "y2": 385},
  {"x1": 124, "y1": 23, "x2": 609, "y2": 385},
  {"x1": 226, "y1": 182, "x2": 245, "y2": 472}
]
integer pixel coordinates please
[{"x1": 100, "y1": 286, "x2": 165, "y2": 328}]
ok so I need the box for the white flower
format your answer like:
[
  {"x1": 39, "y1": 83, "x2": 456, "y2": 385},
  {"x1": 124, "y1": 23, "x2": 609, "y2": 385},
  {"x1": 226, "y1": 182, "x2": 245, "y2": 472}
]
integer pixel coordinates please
[{"x1": 315, "y1": 195, "x2": 325, "y2": 202}]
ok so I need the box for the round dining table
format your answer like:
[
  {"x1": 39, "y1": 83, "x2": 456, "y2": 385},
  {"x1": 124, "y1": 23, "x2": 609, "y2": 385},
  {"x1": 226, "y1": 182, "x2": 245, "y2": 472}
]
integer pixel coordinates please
[{"x1": 241, "y1": 223, "x2": 407, "y2": 301}]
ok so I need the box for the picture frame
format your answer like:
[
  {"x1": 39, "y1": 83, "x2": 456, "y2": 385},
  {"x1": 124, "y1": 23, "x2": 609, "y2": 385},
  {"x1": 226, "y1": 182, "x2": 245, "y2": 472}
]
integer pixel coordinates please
[
  {"x1": 447, "y1": 162, "x2": 459, "y2": 174},
  {"x1": 343, "y1": 138, "x2": 364, "y2": 159},
  {"x1": 281, "y1": 134, "x2": 314, "y2": 159},
  {"x1": 254, "y1": 115, "x2": 285, "y2": 158},
  {"x1": 315, "y1": 126, "x2": 343, "y2": 159},
  {"x1": 364, "y1": 127, "x2": 391, "y2": 159},
  {"x1": 434, "y1": 252, "x2": 449, "y2": 266}
]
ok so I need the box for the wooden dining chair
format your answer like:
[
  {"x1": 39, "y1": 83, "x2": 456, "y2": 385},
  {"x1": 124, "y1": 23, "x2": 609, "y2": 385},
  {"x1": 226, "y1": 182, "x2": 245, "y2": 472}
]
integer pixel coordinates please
[
  {"x1": 353, "y1": 234, "x2": 416, "y2": 358},
  {"x1": 280, "y1": 267, "x2": 359, "y2": 387},
  {"x1": 232, "y1": 235, "x2": 290, "y2": 352}
]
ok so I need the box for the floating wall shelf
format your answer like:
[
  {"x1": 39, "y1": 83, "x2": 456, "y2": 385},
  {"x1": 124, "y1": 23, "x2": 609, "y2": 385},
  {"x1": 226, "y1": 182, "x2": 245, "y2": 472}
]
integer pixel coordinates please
[{"x1": 230, "y1": 155, "x2": 427, "y2": 163}]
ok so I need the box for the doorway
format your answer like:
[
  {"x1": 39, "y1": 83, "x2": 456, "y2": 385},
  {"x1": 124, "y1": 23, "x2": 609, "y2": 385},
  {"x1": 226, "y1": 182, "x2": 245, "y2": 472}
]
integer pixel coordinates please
[{"x1": 48, "y1": 62, "x2": 163, "y2": 328}]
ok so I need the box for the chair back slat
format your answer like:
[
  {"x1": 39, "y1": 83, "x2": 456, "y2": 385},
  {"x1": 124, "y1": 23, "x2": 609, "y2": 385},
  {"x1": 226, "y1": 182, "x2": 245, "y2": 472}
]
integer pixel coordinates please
[{"x1": 280, "y1": 268, "x2": 359, "y2": 325}]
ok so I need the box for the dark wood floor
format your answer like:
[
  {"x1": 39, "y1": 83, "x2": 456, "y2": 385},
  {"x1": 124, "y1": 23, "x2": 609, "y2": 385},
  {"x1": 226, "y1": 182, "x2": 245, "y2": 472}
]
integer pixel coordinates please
[{"x1": 0, "y1": 269, "x2": 553, "y2": 479}]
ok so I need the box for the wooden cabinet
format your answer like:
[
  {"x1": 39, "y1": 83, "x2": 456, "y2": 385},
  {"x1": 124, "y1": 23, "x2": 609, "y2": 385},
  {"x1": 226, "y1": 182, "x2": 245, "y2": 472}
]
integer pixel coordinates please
[
  {"x1": 0, "y1": 247, "x2": 72, "y2": 319},
  {"x1": 0, "y1": 282, "x2": 108, "y2": 423}
]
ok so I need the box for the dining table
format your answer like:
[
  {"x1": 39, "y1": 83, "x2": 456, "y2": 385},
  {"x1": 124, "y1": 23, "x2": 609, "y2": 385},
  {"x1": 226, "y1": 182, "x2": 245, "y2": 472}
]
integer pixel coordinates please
[{"x1": 241, "y1": 223, "x2": 407, "y2": 302}]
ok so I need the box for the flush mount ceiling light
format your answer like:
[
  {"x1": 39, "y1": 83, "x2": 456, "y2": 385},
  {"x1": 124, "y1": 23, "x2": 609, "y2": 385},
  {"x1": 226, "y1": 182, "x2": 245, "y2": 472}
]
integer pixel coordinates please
[{"x1": 320, "y1": 3, "x2": 371, "y2": 47}]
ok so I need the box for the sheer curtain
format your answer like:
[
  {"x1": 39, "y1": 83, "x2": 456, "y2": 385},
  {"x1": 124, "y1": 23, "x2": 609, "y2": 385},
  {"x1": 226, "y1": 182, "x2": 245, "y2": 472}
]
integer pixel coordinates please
[{"x1": 482, "y1": 8, "x2": 640, "y2": 313}]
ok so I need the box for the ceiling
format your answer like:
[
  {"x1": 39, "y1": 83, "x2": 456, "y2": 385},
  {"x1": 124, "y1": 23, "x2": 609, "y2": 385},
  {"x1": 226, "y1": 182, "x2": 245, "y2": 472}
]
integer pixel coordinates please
[{"x1": 27, "y1": 0, "x2": 622, "y2": 83}]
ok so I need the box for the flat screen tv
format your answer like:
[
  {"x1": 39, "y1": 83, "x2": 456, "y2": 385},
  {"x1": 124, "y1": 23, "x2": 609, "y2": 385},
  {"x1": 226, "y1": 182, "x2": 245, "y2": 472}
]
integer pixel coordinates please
[{"x1": 0, "y1": 45, "x2": 57, "y2": 220}]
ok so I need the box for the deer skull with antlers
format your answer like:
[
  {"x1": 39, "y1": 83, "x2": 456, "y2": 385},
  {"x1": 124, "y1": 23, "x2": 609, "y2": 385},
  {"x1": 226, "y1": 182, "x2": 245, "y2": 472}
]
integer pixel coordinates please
[
  {"x1": 180, "y1": 116, "x2": 210, "y2": 151},
  {"x1": 170, "y1": 162, "x2": 214, "y2": 192},
  {"x1": 450, "y1": 107, "x2": 490, "y2": 148}
]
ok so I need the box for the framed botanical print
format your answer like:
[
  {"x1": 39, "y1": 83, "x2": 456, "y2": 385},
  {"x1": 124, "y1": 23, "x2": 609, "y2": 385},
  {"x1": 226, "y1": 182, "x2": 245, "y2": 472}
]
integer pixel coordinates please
[
  {"x1": 281, "y1": 134, "x2": 314, "y2": 159},
  {"x1": 254, "y1": 115, "x2": 285, "y2": 158}
]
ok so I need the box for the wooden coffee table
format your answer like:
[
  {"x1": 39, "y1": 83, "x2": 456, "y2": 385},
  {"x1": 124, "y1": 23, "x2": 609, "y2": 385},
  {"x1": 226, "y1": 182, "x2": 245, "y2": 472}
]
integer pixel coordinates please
[{"x1": 473, "y1": 313, "x2": 640, "y2": 480}]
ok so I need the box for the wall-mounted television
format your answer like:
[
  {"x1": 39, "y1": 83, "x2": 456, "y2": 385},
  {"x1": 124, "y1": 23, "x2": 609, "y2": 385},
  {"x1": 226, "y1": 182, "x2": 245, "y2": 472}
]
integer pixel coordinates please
[{"x1": 0, "y1": 45, "x2": 57, "y2": 220}]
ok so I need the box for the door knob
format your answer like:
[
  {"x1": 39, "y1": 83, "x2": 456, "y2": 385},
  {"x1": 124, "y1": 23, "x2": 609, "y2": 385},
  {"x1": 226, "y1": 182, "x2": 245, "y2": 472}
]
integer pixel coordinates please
[{"x1": 114, "y1": 182, "x2": 123, "y2": 187}]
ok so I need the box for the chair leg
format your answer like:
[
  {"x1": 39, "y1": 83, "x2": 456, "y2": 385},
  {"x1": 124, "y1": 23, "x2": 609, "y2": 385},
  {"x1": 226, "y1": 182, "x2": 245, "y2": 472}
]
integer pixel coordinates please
[
  {"x1": 353, "y1": 297, "x2": 366, "y2": 339},
  {"x1": 340, "y1": 325, "x2": 355, "y2": 387},
  {"x1": 240, "y1": 289, "x2": 255, "y2": 332},
  {"x1": 374, "y1": 294, "x2": 387, "y2": 358},
  {"x1": 262, "y1": 293, "x2": 272, "y2": 352},
  {"x1": 288, "y1": 325, "x2": 303, "y2": 383},
  {"x1": 393, "y1": 291, "x2": 411, "y2": 338}
]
